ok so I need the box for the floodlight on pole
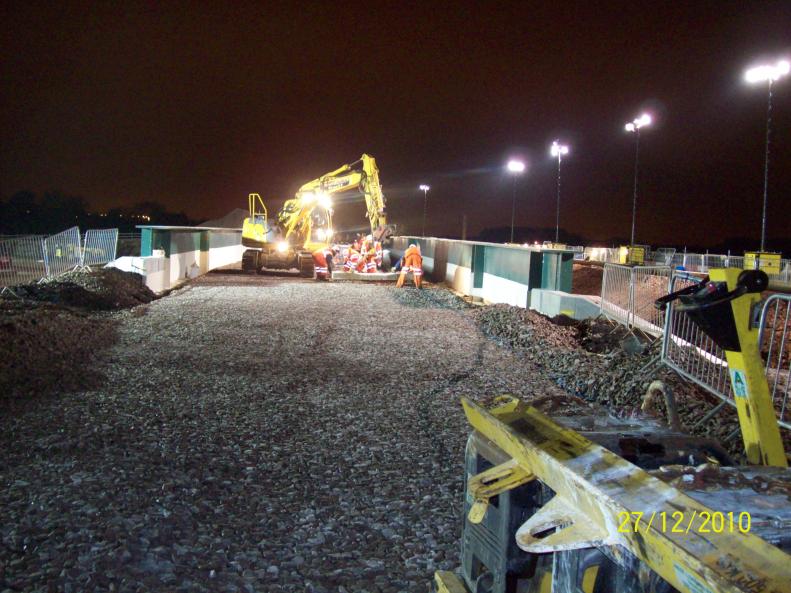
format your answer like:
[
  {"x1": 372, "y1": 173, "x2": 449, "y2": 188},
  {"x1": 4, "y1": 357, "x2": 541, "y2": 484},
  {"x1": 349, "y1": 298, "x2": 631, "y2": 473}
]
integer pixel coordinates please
[
  {"x1": 506, "y1": 159, "x2": 526, "y2": 243},
  {"x1": 745, "y1": 59, "x2": 790, "y2": 252},
  {"x1": 419, "y1": 184, "x2": 430, "y2": 237},
  {"x1": 550, "y1": 141, "x2": 570, "y2": 244},
  {"x1": 624, "y1": 113, "x2": 652, "y2": 246}
]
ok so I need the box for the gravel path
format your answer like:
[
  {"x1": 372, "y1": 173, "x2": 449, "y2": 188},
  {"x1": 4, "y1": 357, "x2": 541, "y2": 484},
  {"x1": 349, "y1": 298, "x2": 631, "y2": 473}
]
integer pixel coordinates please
[{"x1": 1, "y1": 272, "x2": 569, "y2": 593}]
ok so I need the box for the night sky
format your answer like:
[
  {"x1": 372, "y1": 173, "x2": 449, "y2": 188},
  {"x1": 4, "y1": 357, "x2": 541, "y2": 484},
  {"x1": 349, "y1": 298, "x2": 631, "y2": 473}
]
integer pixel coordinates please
[{"x1": 2, "y1": 1, "x2": 790, "y2": 248}]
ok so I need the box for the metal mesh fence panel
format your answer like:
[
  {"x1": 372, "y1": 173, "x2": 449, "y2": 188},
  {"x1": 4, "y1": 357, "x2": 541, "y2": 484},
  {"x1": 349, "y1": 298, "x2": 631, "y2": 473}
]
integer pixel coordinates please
[
  {"x1": 661, "y1": 272, "x2": 733, "y2": 406},
  {"x1": 652, "y1": 247, "x2": 675, "y2": 265},
  {"x1": 0, "y1": 235, "x2": 47, "y2": 289},
  {"x1": 779, "y1": 260, "x2": 791, "y2": 284},
  {"x1": 682, "y1": 253, "x2": 704, "y2": 271},
  {"x1": 630, "y1": 266, "x2": 672, "y2": 336},
  {"x1": 82, "y1": 228, "x2": 119, "y2": 266},
  {"x1": 43, "y1": 226, "x2": 81, "y2": 277},
  {"x1": 759, "y1": 295, "x2": 791, "y2": 430},
  {"x1": 704, "y1": 254, "x2": 726, "y2": 270},
  {"x1": 600, "y1": 264, "x2": 633, "y2": 327}
]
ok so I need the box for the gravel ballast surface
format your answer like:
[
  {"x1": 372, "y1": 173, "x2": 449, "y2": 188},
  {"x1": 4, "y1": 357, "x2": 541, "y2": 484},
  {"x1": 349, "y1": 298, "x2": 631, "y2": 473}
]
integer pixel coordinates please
[{"x1": 1, "y1": 273, "x2": 581, "y2": 593}]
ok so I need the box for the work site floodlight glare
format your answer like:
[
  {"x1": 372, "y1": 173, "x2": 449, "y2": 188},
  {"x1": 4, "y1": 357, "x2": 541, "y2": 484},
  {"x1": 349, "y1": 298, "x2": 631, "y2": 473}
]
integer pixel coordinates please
[
  {"x1": 506, "y1": 159, "x2": 526, "y2": 174},
  {"x1": 316, "y1": 191, "x2": 332, "y2": 209},
  {"x1": 550, "y1": 141, "x2": 569, "y2": 157},
  {"x1": 419, "y1": 184, "x2": 430, "y2": 191},
  {"x1": 626, "y1": 114, "x2": 652, "y2": 132},
  {"x1": 745, "y1": 60, "x2": 790, "y2": 84}
]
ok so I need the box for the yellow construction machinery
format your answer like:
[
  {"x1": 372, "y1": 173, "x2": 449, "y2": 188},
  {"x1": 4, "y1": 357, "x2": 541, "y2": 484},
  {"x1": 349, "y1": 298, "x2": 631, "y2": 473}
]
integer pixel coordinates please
[
  {"x1": 435, "y1": 269, "x2": 791, "y2": 593},
  {"x1": 241, "y1": 154, "x2": 391, "y2": 276}
]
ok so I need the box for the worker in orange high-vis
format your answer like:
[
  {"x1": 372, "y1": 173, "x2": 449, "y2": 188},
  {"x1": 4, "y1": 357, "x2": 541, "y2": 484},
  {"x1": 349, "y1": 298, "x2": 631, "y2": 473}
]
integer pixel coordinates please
[
  {"x1": 344, "y1": 245, "x2": 360, "y2": 272},
  {"x1": 364, "y1": 245, "x2": 378, "y2": 273},
  {"x1": 312, "y1": 247, "x2": 337, "y2": 281},
  {"x1": 374, "y1": 240, "x2": 383, "y2": 269},
  {"x1": 396, "y1": 243, "x2": 422, "y2": 288}
]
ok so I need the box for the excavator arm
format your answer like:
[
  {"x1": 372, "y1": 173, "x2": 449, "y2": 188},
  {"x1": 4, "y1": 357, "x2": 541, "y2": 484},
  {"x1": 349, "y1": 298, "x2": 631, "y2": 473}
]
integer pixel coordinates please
[{"x1": 279, "y1": 154, "x2": 392, "y2": 245}]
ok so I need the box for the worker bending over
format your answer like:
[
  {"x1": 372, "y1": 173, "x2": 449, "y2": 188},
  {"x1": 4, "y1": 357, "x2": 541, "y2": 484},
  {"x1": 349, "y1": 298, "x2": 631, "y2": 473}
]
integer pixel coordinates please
[
  {"x1": 312, "y1": 246, "x2": 337, "y2": 281},
  {"x1": 344, "y1": 245, "x2": 360, "y2": 272},
  {"x1": 396, "y1": 243, "x2": 422, "y2": 288}
]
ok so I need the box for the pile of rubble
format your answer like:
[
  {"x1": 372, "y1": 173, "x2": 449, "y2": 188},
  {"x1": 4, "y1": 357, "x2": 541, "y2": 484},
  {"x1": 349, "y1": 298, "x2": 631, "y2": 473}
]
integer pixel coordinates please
[
  {"x1": 475, "y1": 304, "x2": 749, "y2": 457},
  {"x1": 4, "y1": 268, "x2": 155, "y2": 310},
  {"x1": 1, "y1": 269, "x2": 154, "y2": 404}
]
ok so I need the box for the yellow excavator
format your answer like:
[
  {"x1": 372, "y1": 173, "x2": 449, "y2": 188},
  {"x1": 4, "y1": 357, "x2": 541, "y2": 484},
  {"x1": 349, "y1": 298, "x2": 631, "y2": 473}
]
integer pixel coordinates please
[{"x1": 241, "y1": 153, "x2": 391, "y2": 276}]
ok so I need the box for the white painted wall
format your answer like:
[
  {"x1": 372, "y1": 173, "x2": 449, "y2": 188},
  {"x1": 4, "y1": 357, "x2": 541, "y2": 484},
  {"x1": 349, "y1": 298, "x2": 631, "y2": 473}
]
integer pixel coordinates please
[
  {"x1": 107, "y1": 256, "x2": 169, "y2": 293},
  {"x1": 445, "y1": 262, "x2": 472, "y2": 294},
  {"x1": 208, "y1": 243, "x2": 244, "y2": 269},
  {"x1": 480, "y1": 273, "x2": 529, "y2": 307}
]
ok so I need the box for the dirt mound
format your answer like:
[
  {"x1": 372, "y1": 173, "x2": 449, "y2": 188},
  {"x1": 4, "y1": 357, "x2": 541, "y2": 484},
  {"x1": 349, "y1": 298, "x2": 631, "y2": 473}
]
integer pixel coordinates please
[
  {"x1": 474, "y1": 303, "x2": 762, "y2": 459},
  {"x1": 572, "y1": 262, "x2": 602, "y2": 295},
  {"x1": 5, "y1": 268, "x2": 155, "y2": 310},
  {"x1": 0, "y1": 302, "x2": 117, "y2": 402}
]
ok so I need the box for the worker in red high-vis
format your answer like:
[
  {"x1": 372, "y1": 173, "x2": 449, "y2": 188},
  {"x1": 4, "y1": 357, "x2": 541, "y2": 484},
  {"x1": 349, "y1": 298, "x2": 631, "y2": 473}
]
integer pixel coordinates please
[
  {"x1": 312, "y1": 247, "x2": 337, "y2": 281},
  {"x1": 374, "y1": 240, "x2": 383, "y2": 269},
  {"x1": 344, "y1": 245, "x2": 360, "y2": 272},
  {"x1": 396, "y1": 243, "x2": 422, "y2": 288}
]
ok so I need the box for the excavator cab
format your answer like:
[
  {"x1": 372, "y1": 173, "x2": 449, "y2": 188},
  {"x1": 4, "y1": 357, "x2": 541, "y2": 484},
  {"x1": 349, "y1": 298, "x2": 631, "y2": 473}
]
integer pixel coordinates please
[{"x1": 242, "y1": 193, "x2": 272, "y2": 247}]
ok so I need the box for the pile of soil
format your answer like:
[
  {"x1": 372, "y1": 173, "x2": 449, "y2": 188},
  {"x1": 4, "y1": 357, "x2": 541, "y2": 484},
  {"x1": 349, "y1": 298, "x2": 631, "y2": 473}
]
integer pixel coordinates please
[
  {"x1": 4, "y1": 268, "x2": 155, "y2": 310},
  {"x1": 0, "y1": 302, "x2": 117, "y2": 402},
  {"x1": 571, "y1": 262, "x2": 603, "y2": 295},
  {"x1": 474, "y1": 304, "x2": 768, "y2": 458}
]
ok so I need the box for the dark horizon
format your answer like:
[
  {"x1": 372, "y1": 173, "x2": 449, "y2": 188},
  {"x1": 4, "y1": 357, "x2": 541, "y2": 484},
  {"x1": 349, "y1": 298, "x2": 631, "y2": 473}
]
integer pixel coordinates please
[{"x1": 2, "y1": 1, "x2": 791, "y2": 250}]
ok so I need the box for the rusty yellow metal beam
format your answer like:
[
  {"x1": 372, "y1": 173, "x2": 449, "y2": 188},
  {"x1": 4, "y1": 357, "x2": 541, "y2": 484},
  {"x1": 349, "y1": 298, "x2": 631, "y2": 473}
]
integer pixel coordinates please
[
  {"x1": 462, "y1": 396, "x2": 791, "y2": 593},
  {"x1": 467, "y1": 458, "x2": 534, "y2": 524}
]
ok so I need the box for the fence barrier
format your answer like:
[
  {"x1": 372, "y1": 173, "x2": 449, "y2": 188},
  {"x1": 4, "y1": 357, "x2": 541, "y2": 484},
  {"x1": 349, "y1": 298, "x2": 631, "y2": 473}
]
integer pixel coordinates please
[
  {"x1": 82, "y1": 228, "x2": 119, "y2": 267},
  {"x1": 0, "y1": 235, "x2": 47, "y2": 290},
  {"x1": 652, "y1": 247, "x2": 676, "y2": 265},
  {"x1": 661, "y1": 272, "x2": 731, "y2": 406},
  {"x1": 599, "y1": 264, "x2": 671, "y2": 336},
  {"x1": 759, "y1": 294, "x2": 791, "y2": 429},
  {"x1": 1, "y1": 227, "x2": 119, "y2": 293},
  {"x1": 43, "y1": 226, "x2": 81, "y2": 277},
  {"x1": 661, "y1": 272, "x2": 791, "y2": 431}
]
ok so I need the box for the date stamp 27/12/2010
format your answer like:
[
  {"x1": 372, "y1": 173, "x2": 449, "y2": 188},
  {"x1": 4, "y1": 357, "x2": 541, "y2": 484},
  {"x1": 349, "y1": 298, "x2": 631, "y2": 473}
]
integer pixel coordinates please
[{"x1": 617, "y1": 511, "x2": 751, "y2": 534}]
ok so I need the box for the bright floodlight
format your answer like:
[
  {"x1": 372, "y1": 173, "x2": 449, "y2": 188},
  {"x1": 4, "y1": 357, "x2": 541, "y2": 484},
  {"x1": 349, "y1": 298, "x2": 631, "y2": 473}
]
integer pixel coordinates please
[
  {"x1": 625, "y1": 113, "x2": 651, "y2": 132},
  {"x1": 550, "y1": 141, "x2": 569, "y2": 157},
  {"x1": 745, "y1": 60, "x2": 791, "y2": 84},
  {"x1": 419, "y1": 184, "x2": 430, "y2": 191},
  {"x1": 316, "y1": 191, "x2": 332, "y2": 209},
  {"x1": 506, "y1": 159, "x2": 526, "y2": 174}
]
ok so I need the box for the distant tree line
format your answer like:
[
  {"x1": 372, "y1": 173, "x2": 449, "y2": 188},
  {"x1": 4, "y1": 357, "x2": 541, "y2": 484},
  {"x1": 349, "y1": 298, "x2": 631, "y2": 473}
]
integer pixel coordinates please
[{"x1": 0, "y1": 191, "x2": 197, "y2": 235}]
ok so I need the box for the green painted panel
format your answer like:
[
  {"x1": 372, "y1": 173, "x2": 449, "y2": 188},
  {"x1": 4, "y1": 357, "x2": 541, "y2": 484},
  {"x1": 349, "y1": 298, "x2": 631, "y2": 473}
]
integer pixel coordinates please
[
  {"x1": 473, "y1": 245, "x2": 485, "y2": 288},
  {"x1": 141, "y1": 228, "x2": 153, "y2": 257},
  {"x1": 448, "y1": 242, "x2": 472, "y2": 267},
  {"x1": 483, "y1": 246, "x2": 532, "y2": 284},
  {"x1": 210, "y1": 232, "x2": 242, "y2": 249},
  {"x1": 152, "y1": 230, "x2": 171, "y2": 256},
  {"x1": 541, "y1": 251, "x2": 574, "y2": 291},
  {"x1": 170, "y1": 231, "x2": 202, "y2": 255}
]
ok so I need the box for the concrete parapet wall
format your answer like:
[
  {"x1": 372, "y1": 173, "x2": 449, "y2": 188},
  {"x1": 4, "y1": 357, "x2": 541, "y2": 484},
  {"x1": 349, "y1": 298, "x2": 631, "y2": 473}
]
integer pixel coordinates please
[
  {"x1": 109, "y1": 226, "x2": 244, "y2": 292},
  {"x1": 391, "y1": 236, "x2": 573, "y2": 308},
  {"x1": 529, "y1": 289, "x2": 600, "y2": 320}
]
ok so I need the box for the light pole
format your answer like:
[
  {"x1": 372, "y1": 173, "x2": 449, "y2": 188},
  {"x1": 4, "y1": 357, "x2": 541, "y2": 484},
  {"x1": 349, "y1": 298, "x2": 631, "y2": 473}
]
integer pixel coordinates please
[
  {"x1": 506, "y1": 159, "x2": 526, "y2": 243},
  {"x1": 550, "y1": 141, "x2": 569, "y2": 244},
  {"x1": 745, "y1": 59, "x2": 789, "y2": 252},
  {"x1": 624, "y1": 113, "x2": 652, "y2": 246},
  {"x1": 419, "y1": 184, "x2": 430, "y2": 237}
]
